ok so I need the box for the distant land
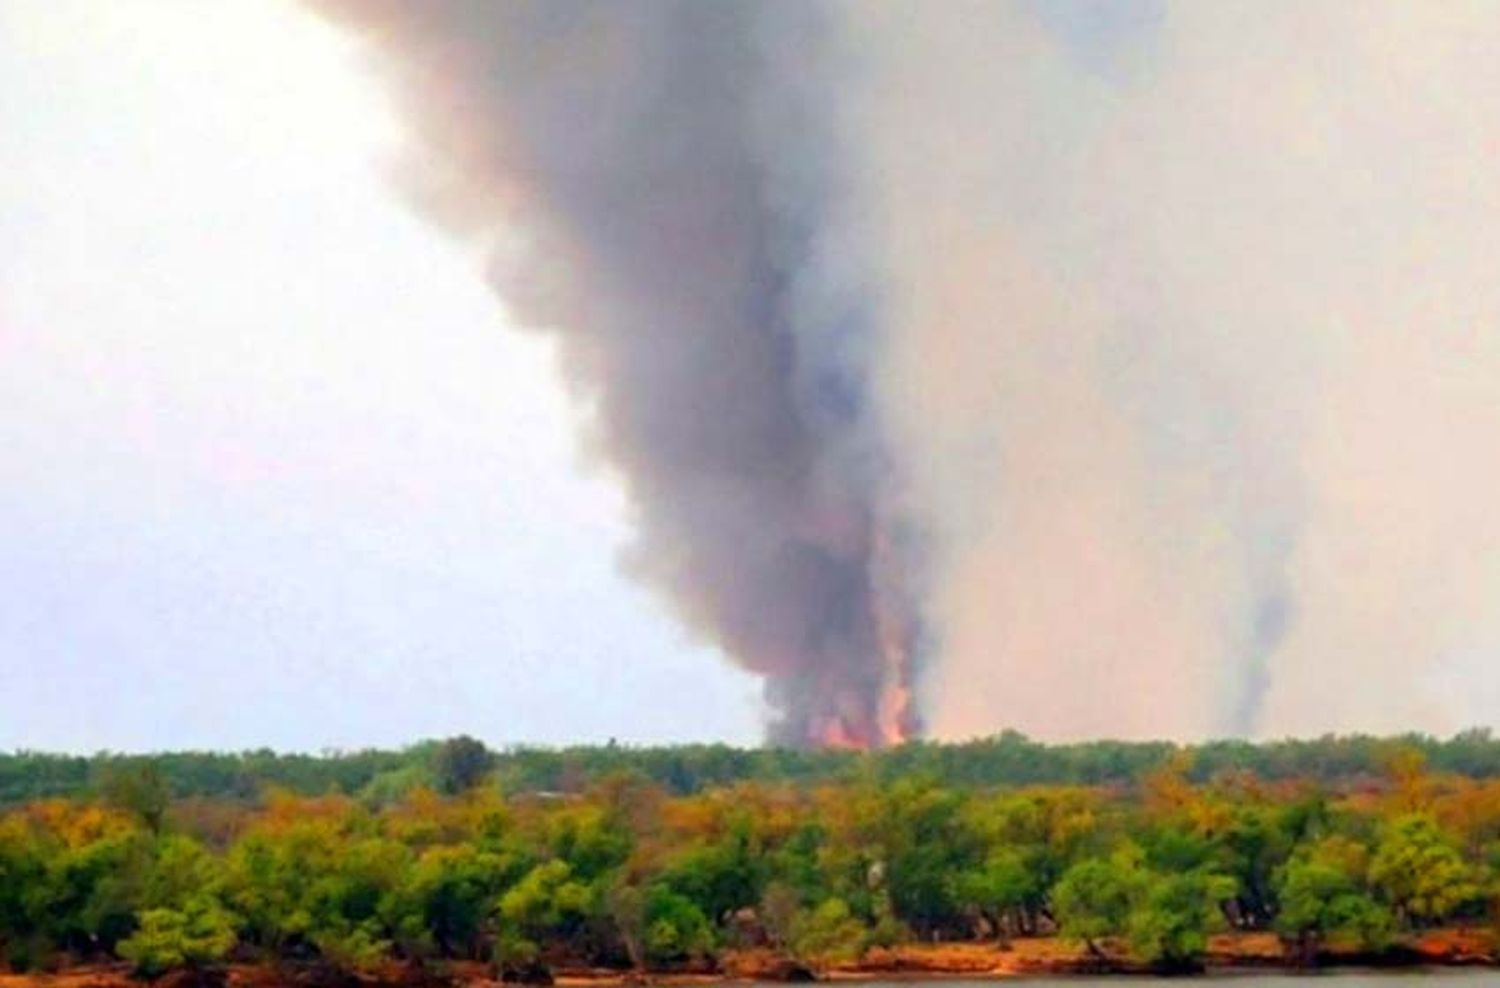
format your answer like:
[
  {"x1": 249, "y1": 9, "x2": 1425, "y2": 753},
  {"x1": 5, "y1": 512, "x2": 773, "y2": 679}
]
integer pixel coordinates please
[{"x1": 6, "y1": 729, "x2": 1500, "y2": 805}]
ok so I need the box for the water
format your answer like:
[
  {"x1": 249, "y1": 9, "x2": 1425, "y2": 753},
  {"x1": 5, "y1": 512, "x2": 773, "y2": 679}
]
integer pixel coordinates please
[{"x1": 813, "y1": 977, "x2": 1500, "y2": 987}]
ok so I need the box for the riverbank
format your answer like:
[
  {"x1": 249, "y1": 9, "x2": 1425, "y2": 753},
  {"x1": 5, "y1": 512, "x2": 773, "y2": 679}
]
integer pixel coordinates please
[{"x1": 2, "y1": 931, "x2": 1495, "y2": 988}]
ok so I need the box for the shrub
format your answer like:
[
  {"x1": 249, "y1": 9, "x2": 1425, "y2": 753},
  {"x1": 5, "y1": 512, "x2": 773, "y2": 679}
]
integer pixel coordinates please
[{"x1": 117, "y1": 899, "x2": 236, "y2": 979}]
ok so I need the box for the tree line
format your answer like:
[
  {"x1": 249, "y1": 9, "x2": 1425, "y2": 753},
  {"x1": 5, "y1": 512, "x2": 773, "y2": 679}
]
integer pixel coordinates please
[
  {"x1": 1, "y1": 736, "x2": 1499, "y2": 979},
  {"x1": 6, "y1": 728, "x2": 1500, "y2": 805}
]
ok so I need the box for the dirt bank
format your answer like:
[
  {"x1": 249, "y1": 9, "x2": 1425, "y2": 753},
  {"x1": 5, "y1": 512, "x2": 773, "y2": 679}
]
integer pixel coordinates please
[{"x1": 2, "y1": 930, "x2": 1494, "y2": 988}]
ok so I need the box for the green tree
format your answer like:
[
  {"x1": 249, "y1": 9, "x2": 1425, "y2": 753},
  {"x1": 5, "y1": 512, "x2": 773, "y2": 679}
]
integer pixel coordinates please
[
  {"x1": 304, "y1": 837, "x2": 410, "y2": 970},
  {"x1": 641, "y1": 886, "x2": 713, "y2": 965},
  {"x1": 1369, "y1": 814, "x2": 1479, "y2": 927},
  {"x1": 1051, "y1": 849, "x2": 1146, "y2": 958},
  {"x1": 957, "y1": 849, "x2": 1032, "y2": 943},
  {"x1": 0, "y1": 818, "x2": 49, "y2": 970},
  {"x1": 143, "y1": 836, "x2": 223, "y2": 910},
  {"x1": 788, "y1": 897, "x2": 865, "y2": 965},
  {"x1": 498, "y1": 859, "x2": 592, "y2": 954},
  {"x1": 102, "y1": 764, "x2": 170, "y2": 836},
  {"x1": 1275, "y1": 844, "x2": 1392, "y2": 961},
  {"x1": 116, "y1": 897, "x2": 236, "y2": 979},
  {"x1": 659, "y1": 818, "x2": 764, "y2": 924},
  {"x1": 406, "y1": 844, "x2": 523, "y2": 959},
  {"x1": 433, "y1": 737, "x2": 495, "y2": 796},
  {"x1": 1126, "y1": 870, "x2": 1235, "y2": 970},
  {"x1": 222, "y1": 820, "x2": 352, "y2": 953},
  {"x1": 48, "y1": 827, "x2": 152, "y2": 953},
  {"x1": 871, "y1": 781, "x2": 978, "y2": 936}
]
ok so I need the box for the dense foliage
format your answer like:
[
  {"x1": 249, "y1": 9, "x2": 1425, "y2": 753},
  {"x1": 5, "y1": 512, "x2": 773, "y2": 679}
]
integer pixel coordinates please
[
  {"x1": 7, "y1": 730, "x2": 1500, "y2": 806},
  {"x1": 1, "y1": 735, "x2": 1499, "y2": 978}
]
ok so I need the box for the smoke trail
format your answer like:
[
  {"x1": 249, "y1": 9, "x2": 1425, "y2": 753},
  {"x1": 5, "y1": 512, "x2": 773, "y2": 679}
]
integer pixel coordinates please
[
  {"x1": 312, "y1": 1, "x2": 1500, "y2": 742},
  {"x1": 308, "y1": 1, "x2": 915, "y2": 746}
]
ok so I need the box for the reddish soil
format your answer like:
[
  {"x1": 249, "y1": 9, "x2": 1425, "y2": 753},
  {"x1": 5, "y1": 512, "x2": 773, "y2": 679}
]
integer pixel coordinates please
[{"x1": 2, "y1": 930, "x2": 1494, "y2": 988}]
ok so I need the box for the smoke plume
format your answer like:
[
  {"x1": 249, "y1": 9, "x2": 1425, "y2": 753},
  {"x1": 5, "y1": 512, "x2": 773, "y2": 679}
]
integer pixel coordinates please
[
  {"x1": 307, "y1": 1, "x2": 915, "y2": 746},
  {"x1": 312, "y1": 1, "x2": 1500, "y2": 742}
]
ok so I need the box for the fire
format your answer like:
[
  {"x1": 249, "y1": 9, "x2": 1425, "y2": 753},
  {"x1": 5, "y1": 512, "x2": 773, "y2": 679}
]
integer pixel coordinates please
[
  {"x1": 877, "y1": 683, "x2": 914, "y2": 746},
  {"x1": 816, "y1": 717, "x2": 866, "y2": 750},
  {"x1": 810, "y1": 682, "x2": 914, "y2": 750},
  {"x1": 872, "y1": 520, "x2": 917, "y2": 747},
  {"x1": 811, "y1": 689, "x2": 912, "y2": 750},
  {"x1": 807, "y1": 517, "x2": 920, "y2": 751}
]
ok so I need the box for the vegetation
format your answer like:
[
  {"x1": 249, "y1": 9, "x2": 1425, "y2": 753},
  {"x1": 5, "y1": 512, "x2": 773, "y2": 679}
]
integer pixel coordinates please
[
  {"x1": 0, "y1": 733, "x2": 1498, "y2": 979},
  {"x1": 7, "y1": 729, "x2": 1500, "y2": 805}
]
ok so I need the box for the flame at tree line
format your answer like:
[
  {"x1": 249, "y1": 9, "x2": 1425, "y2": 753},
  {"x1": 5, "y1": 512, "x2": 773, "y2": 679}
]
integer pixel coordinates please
[{"x1": 309, "y1": 1, "x2": 1500, "y2": 745}]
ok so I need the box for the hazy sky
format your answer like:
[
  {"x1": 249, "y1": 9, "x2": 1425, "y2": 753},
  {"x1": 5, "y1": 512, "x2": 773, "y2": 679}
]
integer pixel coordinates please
[
  {"x1": 9, "y1": 2, "x2": 1499, "y2": 752},
  {"x1": 0, "y1": 0, "x2": 763, "y2": 752}
]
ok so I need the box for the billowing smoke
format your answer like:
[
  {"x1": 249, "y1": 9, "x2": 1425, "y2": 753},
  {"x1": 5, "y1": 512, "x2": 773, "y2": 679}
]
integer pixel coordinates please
[
  {"x1": 311, "y1": 1, "x2": 1500, "y2": 743},
  {"x1": 307, "y1": 1, "x2": 916, "y2": 746}
]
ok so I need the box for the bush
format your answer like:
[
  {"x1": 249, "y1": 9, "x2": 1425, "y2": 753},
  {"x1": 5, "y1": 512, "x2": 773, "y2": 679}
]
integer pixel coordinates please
[
  {"x1": 5, "y1": 936, "x2": 50, "y2": 974},
  {"x1": 642, "y1": 887, "x2": 713, "y2": 965},
  {"x1": 117, "y1": 899, "x2": 236, "y2": 979},
  {"x1": 311, "y1": 923, "x2": 391, "y2": 974},
  {"x1": 789, "y1": 898, "x2": 866, "y2": 964}
]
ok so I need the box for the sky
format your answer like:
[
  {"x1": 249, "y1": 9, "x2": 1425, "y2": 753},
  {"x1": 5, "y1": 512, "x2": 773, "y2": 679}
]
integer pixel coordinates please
[
  {"x1": 0, "y1": 0, "x2": 763, "y2": 752},
  {"x1": 7, "y1": 1, "x2": 1500, "y2": 753}
]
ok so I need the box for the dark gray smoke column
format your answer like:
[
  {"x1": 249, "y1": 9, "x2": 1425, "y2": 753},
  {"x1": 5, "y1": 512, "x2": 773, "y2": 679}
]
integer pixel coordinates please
[{"x1": 309, "y1": 0, "x2": 918, "y2": 746}]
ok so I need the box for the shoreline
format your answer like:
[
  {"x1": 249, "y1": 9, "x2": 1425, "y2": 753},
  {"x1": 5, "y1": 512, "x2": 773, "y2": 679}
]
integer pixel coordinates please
[{"x1": 3, "y1": 933, "x2": 1495, "y2": 988}]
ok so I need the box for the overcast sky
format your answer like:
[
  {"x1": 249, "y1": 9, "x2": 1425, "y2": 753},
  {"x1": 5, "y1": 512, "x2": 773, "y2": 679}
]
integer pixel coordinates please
[{"x1": 0, "y1": 0, "x2": 764, "y2": 752}]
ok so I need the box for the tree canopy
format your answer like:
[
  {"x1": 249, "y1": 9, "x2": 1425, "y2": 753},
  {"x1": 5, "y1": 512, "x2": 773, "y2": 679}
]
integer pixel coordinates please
[{"x1": 0, "y1": 734, "x2": 1497, "y2": 978}]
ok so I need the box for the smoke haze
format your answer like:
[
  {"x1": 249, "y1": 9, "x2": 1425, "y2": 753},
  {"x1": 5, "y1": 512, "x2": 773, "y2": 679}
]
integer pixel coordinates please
[{"x1": 310, "y1": 1, "x2": 1500, "y2": 742}]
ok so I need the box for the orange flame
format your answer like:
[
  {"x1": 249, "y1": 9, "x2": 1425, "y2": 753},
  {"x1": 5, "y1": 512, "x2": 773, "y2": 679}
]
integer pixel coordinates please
[
  {"x1": 817, "y1": 717, "x2": 866, "y2": 750},
  {"x1": 872, "y1": 522, "x2": 916, "y2": 747},
  {"x1": 807, "y1": 519, "x2": 919, "y2": 751},
  {"x1": 877, "y1": 684, "x2": 914, "y2": 746}
]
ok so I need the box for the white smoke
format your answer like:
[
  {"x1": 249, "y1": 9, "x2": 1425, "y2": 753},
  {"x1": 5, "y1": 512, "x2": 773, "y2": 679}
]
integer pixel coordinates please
[{"x1": 844, "y1": 1, "x2": 1500, "y2": 739}]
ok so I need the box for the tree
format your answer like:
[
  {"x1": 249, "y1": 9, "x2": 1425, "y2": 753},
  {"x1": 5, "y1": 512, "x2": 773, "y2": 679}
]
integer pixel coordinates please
[
  {"x1": 1213, "y1": 802, "x2": 1298, "y2": 928},
  {"x1": 498, "y1": 859, "x2": 592, "y2": 956},
  {"x1": 116, "y1": 897, "x2": 236, "y2": 979},
  {"x1": 0, "y1": 818, "x2": 49, "y2": 970},
  {"x1": 1051, "y1": 850, "x2": 1146, "y2": 959},
  {"x1": 433, "y1": 737, "x2": 495, "y2": 796},
  {"x1": 756, "y1": 883, "x2": 865, "y2": 967},
  {"x1": 641, "y1": 886, "x2": 713, "y2": 966},
  {"x1": 1275, "y1": 844, "x2": 1391, "y2": 962},
  {"x1": 406, "y1": 844, "x2": 521, "y2": 959},
  {"x1": 788, "y1": 898, "x2": 865, "y2": 965},
  {"x1": 957, "y1": 850, "x2": 1032, "y2": 943},
  {"x1": 1369, "y1": 814, "x2": 1479, "y2": 927},
  {"x1": 102, "y1": 764, "x2": 170, "y2": 835},
  {"x1": 759, "y1": 881, "x2": 801, "y2": 953},
  {"x1": 1126, "y1": 870, "x2": 1235, "y2": 970},
  {"x1": 659, "y1": 818, "x2": 764, "y2": 925},
  {"x1": 870, "y1": 781, "x2": 977, "y2": 936},
  {"x1": 605, "y1": 883, "x2": 646, "y2": 970}
]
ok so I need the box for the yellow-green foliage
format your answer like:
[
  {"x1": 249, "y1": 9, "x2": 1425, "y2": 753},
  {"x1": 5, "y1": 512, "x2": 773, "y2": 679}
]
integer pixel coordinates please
[
  {"x1": 117, "y1": 898, "x2": 236, "y2": 978},
  {"x1": 2, "y1": 745, "x2": 1499, "y2": 977}
]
